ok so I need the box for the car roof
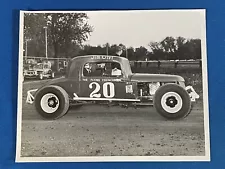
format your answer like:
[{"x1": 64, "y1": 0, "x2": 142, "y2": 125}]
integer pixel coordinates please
[{"x1": 70, "y1": 55, "x2": 129, "y2": 63}]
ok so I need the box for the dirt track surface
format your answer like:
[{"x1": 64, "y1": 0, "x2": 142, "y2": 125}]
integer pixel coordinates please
[{"x1": 20, "y1": 80, "x2": 205, "y2": 157}]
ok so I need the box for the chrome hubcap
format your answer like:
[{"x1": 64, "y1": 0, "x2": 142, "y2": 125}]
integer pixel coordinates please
[
  {"x1": 40, "y1": 93, "x2": 59, "y2": 113},
  {"x1": 161, "y1": 92, "x2": 183, "y2": 114}
]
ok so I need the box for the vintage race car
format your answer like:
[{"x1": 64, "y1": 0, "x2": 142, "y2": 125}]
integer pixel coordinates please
[
  {"x1": 26, "y1": 55, "x2": 199, "y2": 120},
  {"x1": 24, "y1": 62, "x2": 55, "y2": 80}
]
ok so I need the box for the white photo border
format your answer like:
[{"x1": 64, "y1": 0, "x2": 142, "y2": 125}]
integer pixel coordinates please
[{"x1": 16, "y1": 9, "x2": 210, "y2": 162}]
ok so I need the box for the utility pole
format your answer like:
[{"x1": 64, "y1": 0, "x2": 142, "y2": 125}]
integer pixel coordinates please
[
  {"x1": 25, "y1": 39, "x2": 31, "y2": 58},
  {"x1": 25, "y1": 40, "x2": 28, "y2": 57},
  {"x1": 44, "y1": 26, "x2": 48, "y2": 59},
  {"x1": 125, "y1": 47, "x2": 128, "y2": 59},
  {"x1": 106, "y1": 43, "x2": 109, "y2": 55}
]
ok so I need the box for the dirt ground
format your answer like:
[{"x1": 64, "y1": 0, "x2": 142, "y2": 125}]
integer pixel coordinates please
[{"x1": 20, "y1": 79, "x2": 206, "y2": 157}]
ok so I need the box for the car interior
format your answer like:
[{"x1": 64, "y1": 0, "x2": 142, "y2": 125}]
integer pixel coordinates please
[{"x1": 83, "y1": 61, "x2": 123, "y2": 77}]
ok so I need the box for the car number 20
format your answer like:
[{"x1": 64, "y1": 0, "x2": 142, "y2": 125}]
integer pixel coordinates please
[{"x1": 89, "y1": 82, "x2": 115, "y2": 98}]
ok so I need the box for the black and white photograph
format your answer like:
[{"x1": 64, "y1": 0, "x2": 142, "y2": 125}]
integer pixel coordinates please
[{"x1": 16, "y1": 10, "x2": 210, "y2": 162}]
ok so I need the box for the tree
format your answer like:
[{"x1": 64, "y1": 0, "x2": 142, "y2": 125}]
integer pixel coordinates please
[
  {"x1": 194, "y1": 39, "x2": 201, "y2": 59},
  {"x1": 45, "y1": 13, "x2": 93, "y2": 63},
  {"x1": 127, "y1": 47, "x2": 135, "y2": 60},
  {"x1": 24, "y1": 13, "x2": 93, "y2": 70},
  {"x1": 148, "y1": 42, "x2": 164, "y2": 60},
  {"x1": 161, "y1": 37, "x2": 177, "y2": 53},
  {"x1": 174, "y1": 36, "x2": 187, "y2": 60},
  {"x1": 78, "y1": 45, "x2": 91, "y2": 55},
  {"x1": 160, "y1": 36, "x2": 177, "y2": 60},
  {"x1": 186, "y1": 39, "x2": 201, "y2": 59},
  {"x1": 148, "y1": 37, "x2": 201, "y2": 60},
  {"x1": 108, "y1": 44, "x2": 119, "y2": 56},
  {"x1": 24, "y1": 13, "x2": 47, "y2": 57},
  {"x1": 134, "y1": 46, "x2": 148, "y2": 61}
]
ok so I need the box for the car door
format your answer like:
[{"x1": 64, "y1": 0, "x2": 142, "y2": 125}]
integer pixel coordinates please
[{"x1": 79, "y1": 61, "x2": 137, "y2": 101}]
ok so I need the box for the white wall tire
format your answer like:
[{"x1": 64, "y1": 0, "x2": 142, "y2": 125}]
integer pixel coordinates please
[
  {"x1": 40, "y1": 93, "x2": 60, "y2": 114},
  {"x1": 34, "y1": 85, "x2": 69, "y2": 120},
  {"x1": 153, "y1": 83, "x2": 191, "y2": 120},
  {"x1": 161, "y1": 92, "x2": 183, "y2": 114},
  {"x1": 51, "y1": 72, "x2": 55, "y2": 79},
  {"x1": 39, "y1": 73, "x2": 43, "y2": 80}
]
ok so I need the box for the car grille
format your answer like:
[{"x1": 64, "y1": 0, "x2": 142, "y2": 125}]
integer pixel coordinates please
[{"x1": 26, "y1": 71, "x2": 36, "y2": 75}]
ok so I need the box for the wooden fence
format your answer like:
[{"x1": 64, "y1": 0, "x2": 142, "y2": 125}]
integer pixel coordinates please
[
  {"x1": 23, "y1": 56, "x2": 202, "y2": 70},
  {"x1": 130, "y1": 60, "x2": 202, "y2": 69}
]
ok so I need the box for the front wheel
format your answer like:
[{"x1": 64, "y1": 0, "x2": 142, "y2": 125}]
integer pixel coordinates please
[
  {"x1": 153, "y1": 83, "x2": 191, "y2": 120},
  {"x1": 34, "y1": 85, "x2": 69, "y2": 120}
]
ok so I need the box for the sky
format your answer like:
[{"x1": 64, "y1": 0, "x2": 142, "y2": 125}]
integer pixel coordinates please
[{"x1": 84, "y1": 10, "x2": 205, "y2": 49}]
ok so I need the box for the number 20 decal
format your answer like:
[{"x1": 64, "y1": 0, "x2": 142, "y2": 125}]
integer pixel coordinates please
[{"x1": 89, "y1": 82, "x2": 115, "y2": 98}]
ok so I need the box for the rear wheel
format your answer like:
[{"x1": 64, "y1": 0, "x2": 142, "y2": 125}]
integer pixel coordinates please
[
  {"x1": 34, "y1": 85, "x2": 69, "y2": 120},
  {"x1": 153, "y1": 83, "x2": 191, "y2": 120}
]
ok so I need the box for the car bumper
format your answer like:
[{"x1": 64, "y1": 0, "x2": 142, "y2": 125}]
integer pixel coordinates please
[{"x1": 24, "y1": 74, "x2": 39, "y2": 78}]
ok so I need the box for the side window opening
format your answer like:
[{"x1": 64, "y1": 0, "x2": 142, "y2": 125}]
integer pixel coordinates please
[{"x1": 83, "y1": 61, "x2": 122, "y2": 77}]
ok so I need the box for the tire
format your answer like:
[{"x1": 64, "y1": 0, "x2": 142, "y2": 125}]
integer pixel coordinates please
[
  {"x1": 153, "y1": 83, "x2": 191, "y2": 120},
  {"x1": 34, "y1": 85, "x2": 69, "y2": 120}
]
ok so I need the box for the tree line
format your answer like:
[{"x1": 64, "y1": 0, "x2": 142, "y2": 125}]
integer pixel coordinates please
[
  {"x1": 78, "y1": 37, "x2": 201, "y2": 61},
  {"x1": 24, "y1": 13, "x2": 201, "y2": 63}
]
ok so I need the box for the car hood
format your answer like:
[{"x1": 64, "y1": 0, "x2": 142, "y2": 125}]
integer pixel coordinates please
[{"x1": 130, "y1": 73, "x2": 184, "y2": 82}]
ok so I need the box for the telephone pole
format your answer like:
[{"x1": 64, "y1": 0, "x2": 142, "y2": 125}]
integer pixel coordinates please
[{"x1": 43, "y1": 26, "x2": 48, "y2": 59}]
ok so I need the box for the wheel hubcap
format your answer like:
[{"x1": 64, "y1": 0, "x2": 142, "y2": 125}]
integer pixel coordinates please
[
  {"x1": 40, "y1": 93, "x2": 59, "y2": 113},
  {"x1": 166, "y1": 96, "x2": 178, "y2": 108},
  {"x1": 161, "y1": 92, "x2": 183, "y2": 113},
  {"x1": 47, "y1": 96, "x2": 58, "y2": 108}
]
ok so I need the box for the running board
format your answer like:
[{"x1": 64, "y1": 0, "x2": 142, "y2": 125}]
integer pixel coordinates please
[
  {"x1": 133, "y1": 102, "x2": 153, "y2": 106},
  {"x1": 72, "y1": 97, "x2": 141, "y2": 102}
]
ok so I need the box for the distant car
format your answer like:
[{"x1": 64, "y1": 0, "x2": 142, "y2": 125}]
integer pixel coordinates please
[
  {"x1": 26, "y1": 55, "x2": 199, "y2": 120},
  {"x1": 24, "y1": 62, "x2": 55, "y2": 80}
]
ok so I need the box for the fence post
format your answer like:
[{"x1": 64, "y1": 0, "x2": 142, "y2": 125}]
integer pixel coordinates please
[
  {"x1": 174, "y1": 60, "x2": 178, "y2": 68},
  {"x1": 157, "y1": 60, "x2": 161, "y2": 69}
]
